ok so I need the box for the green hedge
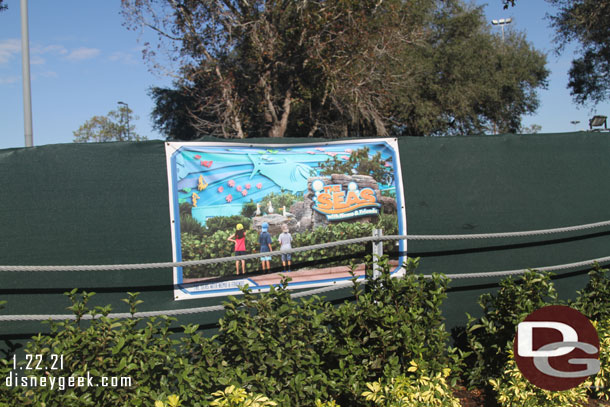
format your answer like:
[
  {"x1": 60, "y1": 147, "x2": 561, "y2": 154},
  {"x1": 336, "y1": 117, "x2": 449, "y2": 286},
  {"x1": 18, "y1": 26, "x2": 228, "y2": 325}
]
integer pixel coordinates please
[
  {"x1": 0, "y1": 257, "x2": 456, "y2": 407},
  {"x1": 2, "y1": 261, "x2": 609, "y2": 406}
]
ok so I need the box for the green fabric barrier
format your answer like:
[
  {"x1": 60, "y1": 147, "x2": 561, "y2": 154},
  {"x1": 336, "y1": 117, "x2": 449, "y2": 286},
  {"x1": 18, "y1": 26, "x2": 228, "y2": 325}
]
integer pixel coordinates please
[{"x1": 1, "y1": 133, "x2": 609, "y2": 344}]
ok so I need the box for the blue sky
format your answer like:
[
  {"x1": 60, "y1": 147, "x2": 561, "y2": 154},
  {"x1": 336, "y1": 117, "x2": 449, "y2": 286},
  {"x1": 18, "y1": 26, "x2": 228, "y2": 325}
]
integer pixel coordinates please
[{"x1": 1, "y1": 1, "x2": 609, "y2": 150}]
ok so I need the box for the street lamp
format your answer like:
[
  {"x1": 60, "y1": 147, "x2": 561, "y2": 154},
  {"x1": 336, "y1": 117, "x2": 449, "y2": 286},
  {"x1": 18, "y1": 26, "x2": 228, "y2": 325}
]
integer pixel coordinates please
[
  {"x1": 20, "y1": 0, "x2": 33, "y2": 147},
  {"x1": 491, "y1": 18, "x2": 512, "y2": 42},
  {"x1": 589, "y1": 115, "x2": 607, "y2": 130},
  {"x1": 117, "y1": 101, "x2": 130, "y2": 140}
]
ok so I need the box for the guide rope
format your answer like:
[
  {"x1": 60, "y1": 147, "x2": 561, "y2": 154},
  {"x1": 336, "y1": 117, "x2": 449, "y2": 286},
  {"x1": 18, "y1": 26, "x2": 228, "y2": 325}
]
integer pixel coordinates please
[
  {"x1": 2, "y1": 219, "x2": 610, "y2": 321},
  {"x1": 1, "y1": 255, "x2": 609, "y2": 322},
  {"x1": 1, "y1": 219, "x2": 609, "y2": 272}
]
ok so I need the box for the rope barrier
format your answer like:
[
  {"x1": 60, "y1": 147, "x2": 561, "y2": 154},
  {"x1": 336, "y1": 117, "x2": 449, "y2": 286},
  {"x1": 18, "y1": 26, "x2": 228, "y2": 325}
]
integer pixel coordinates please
[
  {"x1": 1, "y1": 255, "x2": 608, "y2": 322},
  {"x1": 1, "y1": 219, "x2": 609, "y2": 272},
  {"x1": 1, "y1": 219, "x2": 610, "y2": 321}
]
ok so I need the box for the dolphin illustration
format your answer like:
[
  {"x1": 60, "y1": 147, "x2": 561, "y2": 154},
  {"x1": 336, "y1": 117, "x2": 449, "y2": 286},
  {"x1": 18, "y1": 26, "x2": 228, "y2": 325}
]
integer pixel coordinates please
[{"x1": 248, "y1": 153, "x2": 315, "y2": 193}]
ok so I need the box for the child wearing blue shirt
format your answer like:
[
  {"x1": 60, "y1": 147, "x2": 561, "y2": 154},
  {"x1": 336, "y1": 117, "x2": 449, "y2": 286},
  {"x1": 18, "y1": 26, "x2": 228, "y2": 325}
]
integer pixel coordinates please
[{"x1": 259, "y1": 222, "x2": 273, "y2": 272}]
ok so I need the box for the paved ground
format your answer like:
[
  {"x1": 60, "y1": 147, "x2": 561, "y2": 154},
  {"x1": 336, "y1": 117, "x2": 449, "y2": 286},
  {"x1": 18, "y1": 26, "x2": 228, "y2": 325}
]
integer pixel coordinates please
[{"x1": 183, "y1": 260, "x2": 400, "y2": 286}]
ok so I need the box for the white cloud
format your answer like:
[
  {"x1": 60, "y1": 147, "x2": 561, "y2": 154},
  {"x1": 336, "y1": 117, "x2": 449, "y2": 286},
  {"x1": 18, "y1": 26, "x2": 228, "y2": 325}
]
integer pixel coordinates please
[
  {"x1": 108, "y1": 51, "x2": 138, "y2": 65},
  {"x1": 0, "y1": 76, "x2": 21, "y2": 85},
  {"x1": 0, "y1": 75, "x2": 19, "y2": 85},
  {"x1": 65, "y1": 47, "x2": 101, "y2": 61},
  {"x1": 0, "y1": 39, "x2": 21, "y2": 65},
  {"x1": 38, "y1": 44, "x2": 68, "y2": 56},
  {"x1": 35, "y1": 70, "x2": 58, "y2": 79},
  {"x1": 31, "y1": 55, "x2": 46, "y2": 65}
]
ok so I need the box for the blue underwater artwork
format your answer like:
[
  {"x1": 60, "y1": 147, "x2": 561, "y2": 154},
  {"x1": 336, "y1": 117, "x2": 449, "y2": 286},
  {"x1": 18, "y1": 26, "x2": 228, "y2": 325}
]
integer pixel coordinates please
[
  {"x1": 166, "y1": 140, "x2": 406, "y2": 300},
  {"x1": 172, "y1": 142, "x2": 398, "y2": 224}
]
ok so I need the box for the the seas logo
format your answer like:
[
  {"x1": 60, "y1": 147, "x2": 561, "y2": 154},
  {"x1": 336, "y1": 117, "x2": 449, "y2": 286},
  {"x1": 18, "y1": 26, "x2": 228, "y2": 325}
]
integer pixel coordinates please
[{"x1": 312, "y1": 180, "x2": 380, "y2": 220}]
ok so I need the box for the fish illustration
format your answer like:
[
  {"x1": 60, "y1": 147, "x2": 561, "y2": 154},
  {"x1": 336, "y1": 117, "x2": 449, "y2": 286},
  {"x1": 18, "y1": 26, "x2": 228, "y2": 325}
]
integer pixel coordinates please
[
  {"x1": 198, "y1": 175, "x2": 208, "y2": 191},
  {"x1": 192, "y1": 192, "x2": 200, "y2": 207},
  {"x1": 247, "y1": 153, "x2": 315, "y2": 193}
]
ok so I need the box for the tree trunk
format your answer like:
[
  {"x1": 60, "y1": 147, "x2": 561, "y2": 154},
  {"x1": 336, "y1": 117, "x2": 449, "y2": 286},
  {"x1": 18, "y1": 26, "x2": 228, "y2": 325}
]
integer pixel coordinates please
[{"x1": 268, "y1": 88, "x2": 292, "y2": 138}]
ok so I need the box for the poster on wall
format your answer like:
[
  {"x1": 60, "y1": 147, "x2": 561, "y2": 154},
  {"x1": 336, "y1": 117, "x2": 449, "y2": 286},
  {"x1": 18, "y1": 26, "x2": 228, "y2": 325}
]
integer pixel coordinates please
[{"x1": 165, "y1": 139, "x2": 407, "y2": 300}]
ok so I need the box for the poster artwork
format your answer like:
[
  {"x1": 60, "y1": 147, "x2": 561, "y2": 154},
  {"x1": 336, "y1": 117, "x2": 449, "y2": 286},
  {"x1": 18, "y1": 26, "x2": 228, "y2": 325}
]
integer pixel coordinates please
[{"x1": 165, "y1": 139, "x2": 406, "y2": 300}]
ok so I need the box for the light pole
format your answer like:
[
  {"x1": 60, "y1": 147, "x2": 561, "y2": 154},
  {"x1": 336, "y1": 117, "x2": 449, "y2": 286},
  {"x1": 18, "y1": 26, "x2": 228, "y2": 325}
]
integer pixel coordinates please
[
  {"x1": 20, "y1": 0, "x2": 33, "y2": 147},
  {"x1": 490, "y1": 17, "x2": 512, "y2": 135},
  {"x1": 117, "y1": 101, "x2": 129, "y2": 140},
  {"x1": 491, "y1": 18, "x2": 512, "y2": 42}
]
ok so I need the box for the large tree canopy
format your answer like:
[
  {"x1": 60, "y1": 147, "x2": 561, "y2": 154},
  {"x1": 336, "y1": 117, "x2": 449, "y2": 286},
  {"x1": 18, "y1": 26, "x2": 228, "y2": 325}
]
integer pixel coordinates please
[
  {"x1": 504, "y1": 0, "x2": 610, "y2": 105},
  {"x1": 548, "y1": 0, "x2": 610, "y2": 104},
  {"x1": 124, "y1": 0, "x2": 548, "y2": 139}
]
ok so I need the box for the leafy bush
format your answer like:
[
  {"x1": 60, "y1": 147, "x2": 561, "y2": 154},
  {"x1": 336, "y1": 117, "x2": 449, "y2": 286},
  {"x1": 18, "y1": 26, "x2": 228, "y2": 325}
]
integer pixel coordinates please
[
  {"x1": 211, "y1": 386, "x2": 277, "y2": 407},
  {"x1": 374, "y1": 212, "x2": 398, "y2": 236},
  {"x1": 322, "y1": 256, "x2": 462, "y2": 405},
  {"x1": 204, "y1": 215, "x2": 252, "y2": 235},
  {"x1": 361, "y1": 360, "x2": 461, "y2": 407},
  {"x1": 180, "y1": 214, "x2": 205, "y2": 236},
  {"x1": 217, "y1": 281, "x2": 336, "y2": 405},
  {"x1": 179, "y1": 202, "x2": 193, "y2": 217},
  {"x1": 215, "y1": 256, "x2": 459, "y2": 406},
  {"x1": 154, "y1": 395, "x2": 182, "y2": 407},
  {"x1": 592, "y1": 319, "x2": 610, "y2": 402},
  {"x1": 181, "y1": 229, "x2": 260, "y2": 278},
  {"x1": 465, "y1": 270, "x2": 559, "y2": 387},
  {"x1": 0, "y1": 291, "x2": 225, "y2": 407},
  {"x1": 240, "y1": 200, "x2": 258, "y2": 218},
  {"x1": 290, "y1": 222, "x2": 375, "y2": 268},
  {"x1": 573, "y1": 264, "x2": 610, "y2": 322},
  {"x1": 489, "y1": 349, "x2": 591, "y2": 407}
]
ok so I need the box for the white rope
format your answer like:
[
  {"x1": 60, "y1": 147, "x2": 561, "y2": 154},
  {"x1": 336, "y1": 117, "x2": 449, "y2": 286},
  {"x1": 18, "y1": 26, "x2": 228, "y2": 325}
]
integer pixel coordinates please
[
  {"x1": 1, "y1": 256, "x2": 608, "y2": 322},
  {"x1": 1, "y1": 219, "x2": 609, "y2": 272}
]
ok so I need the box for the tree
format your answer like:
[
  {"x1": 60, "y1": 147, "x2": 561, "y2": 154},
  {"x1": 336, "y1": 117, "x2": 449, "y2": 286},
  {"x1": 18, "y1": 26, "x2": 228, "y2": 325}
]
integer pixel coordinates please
[
  {"x1": 123, "y1": 0, "x2": 425, "y2": 139},
  {"x1": 149, "y1": 85, "x2": 200, "y2": 140},
  {"x1": 504, "y1": 0, "x2": 610, "y2": 105},
  {"x1": 128, "y1": 0, "x2": 547, "y2": 139},
  {"x1": 389, "y1": 2, "x2": 548, "y2": 136},
  {"x1": 73, "y1": 105, "x2": 145, "y2": 143},
  {"x1": 520, "y1": 123, "x2": 542, "y2": 134}
]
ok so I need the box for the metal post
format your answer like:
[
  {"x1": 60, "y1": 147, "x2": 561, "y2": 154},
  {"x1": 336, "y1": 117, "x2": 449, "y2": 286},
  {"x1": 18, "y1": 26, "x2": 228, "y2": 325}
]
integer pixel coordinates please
[
  {"x1": 372, "y1": 229, "x2": 383, "y2": 279},
  {"x1": 20, "y1": 0, "x2": 33, "y2": 147}
]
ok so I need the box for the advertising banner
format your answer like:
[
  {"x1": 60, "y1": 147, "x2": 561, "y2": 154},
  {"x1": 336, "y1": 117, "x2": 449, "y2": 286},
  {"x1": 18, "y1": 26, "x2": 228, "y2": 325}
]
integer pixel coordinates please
[{"x1": 165, "y1": 139, "x2": 406, "y2": 300}]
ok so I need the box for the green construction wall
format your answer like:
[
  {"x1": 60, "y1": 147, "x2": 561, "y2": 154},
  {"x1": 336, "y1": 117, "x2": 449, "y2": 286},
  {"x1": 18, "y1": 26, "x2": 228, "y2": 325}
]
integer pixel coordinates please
[{"x1": 1, "y1": 133, "x2": 610, "y2": 344}]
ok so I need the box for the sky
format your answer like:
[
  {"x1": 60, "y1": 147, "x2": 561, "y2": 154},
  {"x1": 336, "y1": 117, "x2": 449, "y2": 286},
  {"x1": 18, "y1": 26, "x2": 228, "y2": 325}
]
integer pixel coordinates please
[{"x1": 1, "y1": 0, "x2": 609, "y2": 150}]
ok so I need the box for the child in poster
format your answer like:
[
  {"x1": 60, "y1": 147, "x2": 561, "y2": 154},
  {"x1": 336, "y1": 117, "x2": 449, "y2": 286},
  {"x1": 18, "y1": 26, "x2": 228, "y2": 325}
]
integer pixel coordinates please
[
  {"x1": 227, "y1": 224, "x2": 247, "y2": 275},
  {"x1": 259, "y1": 222, "x2": 273, "y2": 272},
  {"x1": 278, "y1": 224, "x2": 292, "y2": 272}
]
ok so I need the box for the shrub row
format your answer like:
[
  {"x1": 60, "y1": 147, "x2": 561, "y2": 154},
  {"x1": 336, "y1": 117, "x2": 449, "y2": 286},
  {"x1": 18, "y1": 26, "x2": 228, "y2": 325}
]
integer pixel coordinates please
[{"x1": 1, "y1": 261, "x2": 609, "y2": 406}]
